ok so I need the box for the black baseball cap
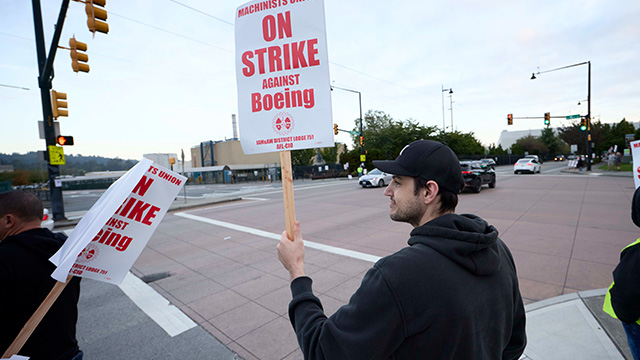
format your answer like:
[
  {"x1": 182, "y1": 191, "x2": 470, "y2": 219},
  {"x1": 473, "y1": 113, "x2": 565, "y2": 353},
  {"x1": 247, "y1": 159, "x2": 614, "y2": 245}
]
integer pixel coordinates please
[{"x1": 373, "y1": 140, "x2": 464, "y2": 194}]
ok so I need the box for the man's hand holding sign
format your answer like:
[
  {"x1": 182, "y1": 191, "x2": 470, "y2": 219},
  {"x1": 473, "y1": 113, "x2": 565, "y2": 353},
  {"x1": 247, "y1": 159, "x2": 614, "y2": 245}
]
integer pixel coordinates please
[{"x1": 235, "y1": 0, "x2": 333, "y2": 240}]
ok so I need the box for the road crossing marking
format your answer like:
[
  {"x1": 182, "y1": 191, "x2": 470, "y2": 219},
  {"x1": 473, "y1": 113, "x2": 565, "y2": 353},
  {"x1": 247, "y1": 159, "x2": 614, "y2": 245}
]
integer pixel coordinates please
[
  {"x1": 174, "y1": 212, "x2": 382, "y2": 263},
  {"x1": 62, "y1": 229, "x2": 197, "y2": 337}
]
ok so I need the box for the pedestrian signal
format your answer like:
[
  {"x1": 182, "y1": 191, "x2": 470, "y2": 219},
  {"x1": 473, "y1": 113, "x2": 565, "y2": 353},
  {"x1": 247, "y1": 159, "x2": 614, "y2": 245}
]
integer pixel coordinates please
[{"x1": 56, "y1": 136, "x2": 74, "y2": 146}]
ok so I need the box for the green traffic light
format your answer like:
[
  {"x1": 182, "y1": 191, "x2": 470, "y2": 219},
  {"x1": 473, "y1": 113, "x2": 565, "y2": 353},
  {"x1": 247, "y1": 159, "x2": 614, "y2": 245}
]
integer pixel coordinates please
[{"x1": 580, "y1": 125, "x2": 587, "y2": 131}]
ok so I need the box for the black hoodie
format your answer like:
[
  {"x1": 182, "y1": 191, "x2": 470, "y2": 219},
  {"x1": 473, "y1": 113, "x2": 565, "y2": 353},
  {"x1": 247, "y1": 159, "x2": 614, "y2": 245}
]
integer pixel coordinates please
[
  {"x1": 0, "y1": 228, "x2": 81, "y2": 360},
  {"x1": 289, "y1": 213, "x2": 526, "y2": 360}
]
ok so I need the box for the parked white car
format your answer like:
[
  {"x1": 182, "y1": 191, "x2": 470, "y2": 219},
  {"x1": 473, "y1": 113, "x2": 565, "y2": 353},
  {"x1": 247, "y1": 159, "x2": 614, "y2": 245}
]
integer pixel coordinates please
[
  {"x1": 41, "y1": 208, "x2": 54, "y2": 230},
  {"x1": 514, "y1": 158, "x2": 542, "y2": 174},
  {"x1": 359, "y1": 168, "x2": 393, "y2": 188}
]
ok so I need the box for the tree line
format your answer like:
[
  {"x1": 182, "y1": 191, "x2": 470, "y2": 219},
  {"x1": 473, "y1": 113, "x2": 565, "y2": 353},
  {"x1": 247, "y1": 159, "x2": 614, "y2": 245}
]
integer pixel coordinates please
[
  {"x1": 0, "y1": 152, "x2": 136, "y2": 186},
  {"x1": 292, "y1": 110, "x2": 636, "y2": 173}
]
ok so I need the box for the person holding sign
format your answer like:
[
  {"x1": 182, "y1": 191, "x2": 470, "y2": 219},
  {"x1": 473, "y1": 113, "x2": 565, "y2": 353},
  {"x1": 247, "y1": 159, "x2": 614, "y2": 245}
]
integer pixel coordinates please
[
  {"x1": 0, "y1": 191, "x2": 82, "y2": 360},
  {"x1": 603, "y1": 186, "x2": 640, "y2": 360},
  {"x1": 278, "y1": 140, "x2": 526, "y2": 359}
]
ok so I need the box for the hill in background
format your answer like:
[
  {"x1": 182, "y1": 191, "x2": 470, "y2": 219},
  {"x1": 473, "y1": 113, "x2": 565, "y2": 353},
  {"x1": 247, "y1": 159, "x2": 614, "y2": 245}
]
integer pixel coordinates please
[{"x1": 0, "y1": 152, "x2": 137, "y2": 185}]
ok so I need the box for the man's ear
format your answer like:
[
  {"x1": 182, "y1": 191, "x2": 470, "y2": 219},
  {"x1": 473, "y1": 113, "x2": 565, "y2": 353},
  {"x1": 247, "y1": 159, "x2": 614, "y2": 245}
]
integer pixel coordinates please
[{"x1": 423, "y1": 180, "x2": 440, "y2": 205}]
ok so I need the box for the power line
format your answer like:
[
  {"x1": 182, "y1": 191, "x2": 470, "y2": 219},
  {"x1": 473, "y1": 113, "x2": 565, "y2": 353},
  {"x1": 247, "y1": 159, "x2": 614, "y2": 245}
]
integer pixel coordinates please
[
  {"x1": 0, "y1": 84, "x2": 30, "y2": 90},
  {"x1": 109, "y1": 12, "x2": 232, "y2": 53},
  {"x1": 167, "y1": 0, "x2": 234, "y2": 26}
]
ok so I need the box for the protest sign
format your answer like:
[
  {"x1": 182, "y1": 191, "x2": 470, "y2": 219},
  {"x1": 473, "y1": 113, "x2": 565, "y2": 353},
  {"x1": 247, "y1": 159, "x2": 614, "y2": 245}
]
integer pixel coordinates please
[
  {"x1": 50, "y1": 159, "x2": 186, "y2": 284},
  {"x1": 3, "y1": 159, "x2": 186, "y2": 358},
  {"x1": 631, "y1": 140, "x2": 640, "y2": 189},
  {"x1": 235, "y1": 0, "x2": 333, "y2": 155}
]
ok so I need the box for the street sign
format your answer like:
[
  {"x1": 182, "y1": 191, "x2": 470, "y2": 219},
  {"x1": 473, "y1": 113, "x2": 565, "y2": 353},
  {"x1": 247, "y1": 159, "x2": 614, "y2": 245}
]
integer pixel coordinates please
[
  {"x1": 360, "y1": 154, "x2": 366, "y2": 162},
  {"x1": 566, "y1": 114, "x2": 581, "y2": 119},
  {"x1": 350, "y1": 131, "x2": 360, "y2": 136},
  {"x1": 48, "y1": 146, "x2": 65, "y2": 165}
]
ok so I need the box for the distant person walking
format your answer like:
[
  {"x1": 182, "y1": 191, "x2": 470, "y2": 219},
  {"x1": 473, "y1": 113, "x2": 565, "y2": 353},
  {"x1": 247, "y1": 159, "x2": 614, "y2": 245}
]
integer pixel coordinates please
[
  {"x1": 0, "y1": 191, "x2": 83, "y2": 360},
  {"x1": 615, "y1": 152, "x2": 622, "y2": 171},
  {"x1": 278, "y1": 140, "x2": 526, "y2": 360},
  {"x1": 608, "y1": 152, "x2": 615, "y2": 171},
  {"x1": 577, "y1": 157, "x2": 584, "y2": 172},
  {"x1": 603, "y1": 186, "x2": 640, "y2": 360}
]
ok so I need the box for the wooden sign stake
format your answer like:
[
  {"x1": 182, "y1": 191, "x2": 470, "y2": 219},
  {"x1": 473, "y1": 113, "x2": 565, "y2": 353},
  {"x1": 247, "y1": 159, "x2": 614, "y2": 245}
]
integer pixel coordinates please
[
  {"x1": 280, "y1": 150, "x2": 296, "y2": 241},
  {"x1": 2, "y1": 275, "x2": 73, "y2": 358}
]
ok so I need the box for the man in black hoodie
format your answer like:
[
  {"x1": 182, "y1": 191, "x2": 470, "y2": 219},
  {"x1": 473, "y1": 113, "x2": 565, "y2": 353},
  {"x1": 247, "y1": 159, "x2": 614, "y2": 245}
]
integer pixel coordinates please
[
  {"x1": 0, "y1": 191, "x2": 82, "y2": 360},
  {"x1": 278, "y1": 140, "x2": 527, "y2": 359}
]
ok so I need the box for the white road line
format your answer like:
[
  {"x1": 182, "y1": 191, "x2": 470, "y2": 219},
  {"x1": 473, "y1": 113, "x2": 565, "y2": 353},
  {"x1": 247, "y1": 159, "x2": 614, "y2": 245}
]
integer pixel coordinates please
[
  {"x1": 118, "y1": 272, "x2": 197, "y2": 337},
  {"x1": 61, "y1": 229, "x2": 197, "y2": 337},
  {"x1": 174, "y1": 212, "x2": 381, "y2": 263}
]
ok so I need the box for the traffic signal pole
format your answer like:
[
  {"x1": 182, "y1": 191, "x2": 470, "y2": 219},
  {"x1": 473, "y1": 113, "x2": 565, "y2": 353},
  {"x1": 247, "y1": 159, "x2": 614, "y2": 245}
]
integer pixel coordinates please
[
  {"x1": 586, "y1": 62, "x2": 592, "y2": 171},
  {"x1": 32, "y1": 0, "x2": 71, "y2": 220}
]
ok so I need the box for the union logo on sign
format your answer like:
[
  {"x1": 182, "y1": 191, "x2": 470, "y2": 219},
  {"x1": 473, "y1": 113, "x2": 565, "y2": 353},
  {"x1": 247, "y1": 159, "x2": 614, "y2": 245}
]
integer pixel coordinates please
[
  {"x1": 272, "y1": 112, "x2": 295, "y2": 135},
  {"x1": 77, "y1": 243, "x2": 99, "y2": 263}
]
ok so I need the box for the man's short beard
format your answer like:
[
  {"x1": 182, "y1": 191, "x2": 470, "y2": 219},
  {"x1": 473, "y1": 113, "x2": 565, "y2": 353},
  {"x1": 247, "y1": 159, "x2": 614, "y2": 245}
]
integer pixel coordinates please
[{"x1": 390, "y1": 195, "x2": 425, "y2": 227}]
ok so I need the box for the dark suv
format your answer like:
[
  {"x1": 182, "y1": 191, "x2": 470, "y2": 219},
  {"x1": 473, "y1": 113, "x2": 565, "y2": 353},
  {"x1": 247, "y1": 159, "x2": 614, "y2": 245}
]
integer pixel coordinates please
[{"x1": 460, "y1": 160, "x2": 496, "y2": 193}]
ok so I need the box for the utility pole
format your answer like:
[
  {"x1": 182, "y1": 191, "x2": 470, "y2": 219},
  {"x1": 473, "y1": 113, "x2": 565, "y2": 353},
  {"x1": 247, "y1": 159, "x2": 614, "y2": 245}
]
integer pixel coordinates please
[{"x1": 32, "y1": 0, "x2": 71, "y2": 220}]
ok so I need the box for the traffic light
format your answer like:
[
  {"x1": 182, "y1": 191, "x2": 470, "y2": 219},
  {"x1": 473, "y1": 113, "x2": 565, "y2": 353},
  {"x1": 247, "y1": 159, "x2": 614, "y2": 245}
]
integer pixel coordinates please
[
  {"x1": 544, "y1": 112, "x2": 550, "y2": 126},
  {"x1": 580, "y1": 117, "x2": 587, "y2": 131},
  {"x1": 359, "y1": 136, "x2": 364, "y2": 146},
  {"x1": 69, "y1": 37, "x2": 89, "y2": 73},
  {"x1": 86, "y1": 0, "x2": 109, "y2": 34},
  {"x1": 51, "y1": 90, "x2": 68, "y2": 119},
  {"x1": 334, "y1": 124, "x2": 338, "y2": 135},
  {"x1": 507, "y1": 114, "x2": 513, "y2": 125},
  {"x1": 56, "y1": 136, "x2": 74, "y2": 146}
]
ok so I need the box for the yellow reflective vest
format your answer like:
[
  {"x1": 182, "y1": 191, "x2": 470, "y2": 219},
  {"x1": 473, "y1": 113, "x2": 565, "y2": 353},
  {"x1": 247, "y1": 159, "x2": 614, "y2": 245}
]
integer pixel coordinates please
[{"x1": 603, "y1": 238, "x2": 640, "y2": 325}]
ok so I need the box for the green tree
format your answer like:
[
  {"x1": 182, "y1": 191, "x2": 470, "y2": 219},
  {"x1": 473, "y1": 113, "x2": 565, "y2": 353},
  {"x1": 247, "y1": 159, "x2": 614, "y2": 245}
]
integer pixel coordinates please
[
  {"x1": 445, "y1": 131, "x2": 485, "y2": 155},
  {"x1": 351, "y1": 110, "x2": 440, "y2": 169},
  {"x1": 559, "y1": 121, "x2": 588, "y2": 154},
  {"x1": 318, "y1": 143, "x2": 339, "y2": 164},
  {"x1": 487, "y1": 143, "x2": 507, "y2": 155},
  {"x1": 291, "y1": 148, "x2": 315, "y2": 166},
  {"x1": 513, "y1": 135, "x2": 548, "y2": 155},
  {"x1": 539, "y1": 127, "x2": 561, "y2": 155}
]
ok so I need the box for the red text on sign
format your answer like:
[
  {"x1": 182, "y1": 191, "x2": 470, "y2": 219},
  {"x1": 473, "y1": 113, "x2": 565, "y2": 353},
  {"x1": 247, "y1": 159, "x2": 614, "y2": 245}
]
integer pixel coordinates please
[
  {"x1": 252, "y1": 88, "x2": 314, "y2": 112},
  {"x1": 262, "y1": 11, "x2": 291, "y2": 41},
  {"x1": 242, "y1": 39, "x2": 320, "y2": 77}
]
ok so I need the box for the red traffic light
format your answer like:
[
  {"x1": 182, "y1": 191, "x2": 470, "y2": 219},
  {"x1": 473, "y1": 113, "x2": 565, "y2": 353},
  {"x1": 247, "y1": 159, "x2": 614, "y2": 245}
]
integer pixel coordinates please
[{"x1": 56, "y1": 136, "x2": 74, "y2": 146}]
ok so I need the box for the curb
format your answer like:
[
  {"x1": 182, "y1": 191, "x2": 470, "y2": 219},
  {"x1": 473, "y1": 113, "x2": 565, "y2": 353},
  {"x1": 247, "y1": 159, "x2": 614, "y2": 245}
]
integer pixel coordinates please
[{"x1": 53, "y1": 196, "x2": 243, "y2": 229}]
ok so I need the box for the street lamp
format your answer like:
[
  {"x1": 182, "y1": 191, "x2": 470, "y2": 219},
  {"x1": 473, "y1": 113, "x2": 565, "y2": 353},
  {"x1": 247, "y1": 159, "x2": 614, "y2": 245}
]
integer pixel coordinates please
[
  {"x1": 531, "y1": 61, "x2": 591, "y2": 170},
  {"x1": 441, "y1": 86, "x2": 453, "y2": 144},
  {"x1": 331, "y1": 85, "x2": 364, "y2": 157}
]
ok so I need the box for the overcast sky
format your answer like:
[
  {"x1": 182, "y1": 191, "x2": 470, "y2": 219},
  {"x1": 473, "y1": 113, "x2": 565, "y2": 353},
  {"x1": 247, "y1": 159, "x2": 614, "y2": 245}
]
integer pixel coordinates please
[{"x1": 1, "y1": 0, "x2": 639, "y2": 160}]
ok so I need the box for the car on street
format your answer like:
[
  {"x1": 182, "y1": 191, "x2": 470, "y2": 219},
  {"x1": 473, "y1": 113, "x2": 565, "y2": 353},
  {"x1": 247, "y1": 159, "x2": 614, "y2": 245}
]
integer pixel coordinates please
[
  {"x1": 359, "y1": 168, "x2": 393, "y2": 188},
  {"x1": 554, "y1": 154, "x2": 565, "y2": 161},
  {"x1": 460, "y1": 160, "x2": 496, "y2": 193},
  {"x1": 479, "y1": 158, "x2": 497, "y2": 169},
  {"x1": 41, "y1": 208, "x2": 54, "y2": 230},
  {"x1": 567, "y1": 155, "x2": 578, "y2": 160},
  {"x1": 523, "y1": 154, "x2": 543, "y2": 164},
  {"x1": 514, "y1": 158, "x2": 542, "y2": 174}
]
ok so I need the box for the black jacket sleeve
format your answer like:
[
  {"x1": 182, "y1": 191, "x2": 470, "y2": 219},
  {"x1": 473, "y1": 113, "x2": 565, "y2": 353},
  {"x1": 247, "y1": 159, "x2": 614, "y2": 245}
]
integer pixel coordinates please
[
  {"x1": 502, "y1": 289, "x2": 527, "y2": 360},
  {"x1": 610, "y1": 243, "x2": 640, "y2": 324},
  {"x1": 288, "y1": 267, "x2": 405, "y2": 360}
]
